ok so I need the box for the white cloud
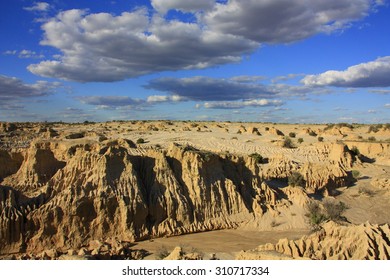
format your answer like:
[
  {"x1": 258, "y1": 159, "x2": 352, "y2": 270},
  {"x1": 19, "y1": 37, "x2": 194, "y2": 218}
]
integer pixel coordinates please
[
  {"x1": 19, "y1": 50, "x2": 44, "y2": 59},
  {"x1": 369, "y1": 89, "x2": 390, "y2": 94},
  {"x1": 24, "y1": 2, "x2": 50, "y2": 12},
  {"x1": 0, "y1": 75, "x2": 60, "y2": 111},
  {"x1": 26, "y1": 1, "x2": 382, "y2": 82},
  {"x1": 0, "y1": 75, "x2": 59, "y2": 99},
  {"x1": 204, "y1": 99, "x2": 283, "y2": 109},
  {"x1": 76, "y1": 96, "x2": 145, "y2": 109},
  {"x1": 203, "y1": 0, "x2": 376, "y2": 43},
  {"x1": 385, "y1": 104, "x2": 390, "y2": 108},
  {"x1": 151, "y1": 0, "x2": 215, "y2": 14},
  {"x1": 302, "y1": 56, "x2": 390, "y2": 87},
  {"x1": 147, "y1": 94, "x2": 185, "y2": 103},
  {"x1": 145, "y1": 76, "x2": 274, "y2": 101},
  {"x1": 3, "y1": 50, "x2": 17, "y2": 55},
  {"x1": 28, "y1": 9, "x2": 257, "y2": 82},
  {"x1": 230, "y1": 75, "x2": 266, "y2": 83},
  {"x1": 4, "y1": 49, "x2": 45, "y2": 59}
]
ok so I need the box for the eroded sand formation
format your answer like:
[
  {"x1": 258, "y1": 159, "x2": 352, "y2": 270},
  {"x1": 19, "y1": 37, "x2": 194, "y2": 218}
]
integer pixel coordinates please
[{"x1": 0, "y1": 121, "x2": 389, "y2": 259}]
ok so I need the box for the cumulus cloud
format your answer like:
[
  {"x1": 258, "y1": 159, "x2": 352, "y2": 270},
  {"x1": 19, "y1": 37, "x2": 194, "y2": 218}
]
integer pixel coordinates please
[
  {"x1": 302, "y1": 56, "x2": 390, "y2": 87},
  {"x1": 385, "y1": 103, "x2": 390, "y2": 108},
  {"x1": 369, "y1": 89, "x2": 390, "y2": 94},
  {"x1": 144, "y1": 76, "x2": 275, "y2": 101},
  {"x1": 151, "y1": 0, "x2": 215, "y2": 14},
  {"x1": 146, "y1": 94, "x2": 185, "y2": 103},
  {"x1": 0, "y1": 75, "x2": 59, "y2": 99},
  {"x1": 203, "y1": 0, "x2": 378, "y2": 43},
  {"x1": 203, "y1": 99, "x2": 283, "y2": 109},
  {"x1": 230, "y1": 75, "x2": 266, "y2": 83},
  {"x1": 28, "y1": 9, "x2": 257, "y2": 82},
  {"x1": 76, "y1": 96, "x2": 146, "y2": 109},
  {"x1": 23, "y1": 2, "x2": 50, "y2": 12},
  {"x1": 26, "y1": 1, "x2": 382, "y2": 82},
  {"x1": 0, "y1": 75, "x2": 60, "y2": 112},
  {"x1": 4, "y1": 49, "x2": 44, "y2": 59}
]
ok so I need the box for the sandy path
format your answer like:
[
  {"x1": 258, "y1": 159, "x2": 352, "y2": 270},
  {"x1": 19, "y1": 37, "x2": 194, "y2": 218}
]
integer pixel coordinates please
[{"x1": 132, "y1": 229, "x2": 309, "y2": 260}]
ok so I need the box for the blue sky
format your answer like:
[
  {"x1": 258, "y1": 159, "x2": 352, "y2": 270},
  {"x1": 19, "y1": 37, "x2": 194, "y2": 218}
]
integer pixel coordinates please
[{"x1": 0, "y1": 0, "x2": 389, "y2": 123}]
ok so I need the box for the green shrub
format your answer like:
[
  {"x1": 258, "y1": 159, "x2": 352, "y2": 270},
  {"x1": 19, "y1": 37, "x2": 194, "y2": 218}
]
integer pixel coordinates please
[
  {"x1": 323, "y1": 200, "x2": 348, "y2": 222},
  {"x1": 351, "y1": 170, "x2": 360, "y2": 179},
  {"x1": 308, "y1": 131, "x2": 317, "y2": 137},
  {"x1": 156, "y1": 246, "x2": 169, "y2": 260},
  {"x1": 305, "y1": 200, "x2": 348, "y2": 231},
  {"x1": 249, "y1": 153, "x2": 264, "y2": 164},
  {"x1": 318, "y1": 136, "x2": 324, "y2": 142},
  {"x1": 136, "y1": 138, "x2": 145, "y2": 144},
  {"x1": 297, "y1": 138, "x2": 304, "y2": 144},
  {"x1": 368, "y1": 136, "x2": 376, "y2": 142},
  {"x1": 282, "y1": 136, "x2": 294, "y2": 148},
  {"x1": 289, "y1": 132, "x2": 296, "y2": 138},
  {"x1": 368, "y1": 124, "x2": 381, "y2": 133},
  {"x1": 288, "y1": 171, "x2": 305, "y2": 187},
  {"x1": 350, "y1": 146, "x2": 360, "y2": 156},
  {"x1": 305, "y1": 201, "x2": 327, "y2": 231}
]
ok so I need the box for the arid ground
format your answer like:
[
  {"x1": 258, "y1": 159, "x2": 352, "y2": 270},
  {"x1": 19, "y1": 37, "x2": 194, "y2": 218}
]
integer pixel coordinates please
[{"x1": 1, "y1": 121, "x2": 389, "y2": 260}]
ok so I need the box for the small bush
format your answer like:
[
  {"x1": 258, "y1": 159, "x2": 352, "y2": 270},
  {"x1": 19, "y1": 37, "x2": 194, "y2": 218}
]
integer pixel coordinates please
[
  {"x1": 306, "y1": 200, "x2": 348, "y2": 231},
  {"x1": 289, "y1": 132, "x2": 296, "y2": 138},
  {"x1": 368, "y1": 136, "x2": 376, "y2": 142},
  {"x1": 351, "y1": 170, "x2": 360, "y2": 179},
  {"x1": 265, "y1": 127, "x2": 270, "y2": 131},
  {"x1": 282, "y1": 136, "x2": 294, "y2": 148},
  {"x1": 156, "y1": 246, "x2": 169, "y2": 260},
  {"x1": 308, "y1": 131, "x2": 317, "y2": 137},
  {"x1": 323, "y1": 200, "x2": 348, "y2": 222},
  {"x1": 288, "y1": 171, "x2": 305, "y2": 187},
  {"x1": 249, "y1": 153, "x2": 264, "y2": 164},
  {"x1": 368, "y1": 124, "x2": 381, "y2": 133},
  {"x1": 136, "y1": 138, "x2": 145, "y2": 144},
  {"x1": 305, "y1": 201, "x2": 327, "y2": 231},
  {"x1": 350, "y1": 146, "x2": 360, "y2": 156},
  {"x1": 318, "y1": 136, "x2": 324, "y2": 142},
  {"x1": 297, "y1": 138, "x2": 304, "y2": 144},
  {"x1": 358, "y1": 187, "x2": 375, "y2": 197}
]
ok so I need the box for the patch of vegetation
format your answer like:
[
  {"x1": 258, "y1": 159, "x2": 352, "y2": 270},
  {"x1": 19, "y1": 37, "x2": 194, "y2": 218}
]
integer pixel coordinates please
[
  {"x1": 136, "y1": 138, "x2": 145, "y2": 144},
  {"x1": 306, "y1": 200, "x2": 348, "y2": 231},
  {"x1": 249, "y1": 153, "x2": 264, "y2": 164},
  {"x1": 183, "y1": 145, "x2": 215, "y2": 162},
  {"x1": 288, "y1": 171, "x2": 305, "y2": 187},
  {"x1": 282, "y1": 136, "x2": 295, "y2": 148},
  {"x1": 351, "y1": 170, "x2": 360, "y2": 179},
  {"x1": 368, "y1": 124, "x2": 382, "y2": 133},
  {"x1": 265, "y1": 127, "x2": 270, "y2": 131},
  {"x1": 289, "y1": 132, "x2": 296, "y2": 138},
  {"x1": 297, "y1": 138, "x2": 304, "y2": 144},
  {"x1": 323, "y1": 200, "x2": 348, "y2": 222},
  {"x1": 358, "y1": 187, "x2": 375, "y2": 197},
  {"x1": 270, "y1": 220, "x2": 280, "y2": 228},
  {"x1": 317, "y1": 136, "x2": 324, "y2": 142},
  {"x1": 350, "y1": 146, "x2": 360, "y2": 156},
  {"x1": 156, "y1": 246, "x2": 169, "y2": 260},
  {"x1": 368, "y1": 136, "x2": 376, "y2": 142},
  {"x1": 305, "y1": 201, "x2": 327, "y2": 231},
  {"x1": 308, "y1": 130, "x2": 317, "y2": 137},
  {"x1": 324, "y1": 123, "x2": 354, "y2": 131}
]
